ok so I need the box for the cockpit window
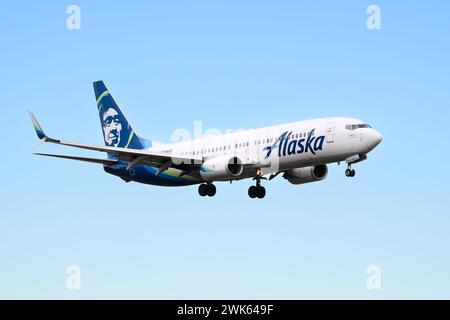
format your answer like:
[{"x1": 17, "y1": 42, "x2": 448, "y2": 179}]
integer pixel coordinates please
[{"x1": 345, "y1": 124, "x2": 371, "y2": 130}]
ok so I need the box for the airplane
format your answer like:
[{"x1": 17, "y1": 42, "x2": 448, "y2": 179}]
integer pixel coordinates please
[{"x1": 29, "y1": 81, "x2": 382, "y2": 199}]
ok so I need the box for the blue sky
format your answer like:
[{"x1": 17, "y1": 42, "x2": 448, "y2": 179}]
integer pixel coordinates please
[{"x1": 1, "y1": 1, "x2": 449, "y2": 299}]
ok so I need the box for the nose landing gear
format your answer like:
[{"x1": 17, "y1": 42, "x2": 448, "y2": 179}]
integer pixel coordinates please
[
  {"x1": 248, "y1": 177, "x2": 266, "y2": 199},
  {"x1": 198, "y1": 183, "x2": 216, "y2": 197},
  {"x1": 345, "y1": 166, "x2": 356, "y2": 177},
  {"x1": 343, "y1": 154, "x2": 367, "y2": 177}
]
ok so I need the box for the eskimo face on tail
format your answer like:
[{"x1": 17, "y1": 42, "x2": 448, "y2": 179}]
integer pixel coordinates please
[{"x1": 102, "y1": 108, "x2": 122, "y2": 147}]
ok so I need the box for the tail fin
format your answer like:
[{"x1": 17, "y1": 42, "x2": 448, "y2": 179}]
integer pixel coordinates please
[{"x1": 93, "y1": 81, "x2": 149, "y2": 150}]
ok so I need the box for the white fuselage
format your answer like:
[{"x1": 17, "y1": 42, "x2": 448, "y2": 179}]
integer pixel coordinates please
[{"x1": 147, "y1": 117, "x2": 382, "y2": 183}]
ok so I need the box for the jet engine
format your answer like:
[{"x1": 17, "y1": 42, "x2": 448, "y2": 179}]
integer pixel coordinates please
[
  {"x1": 283, "y1": 164, "x2": 328, "y2": 185},
  {"x1": 200, "y1": 155, "x2": 244, "y2": 181}
]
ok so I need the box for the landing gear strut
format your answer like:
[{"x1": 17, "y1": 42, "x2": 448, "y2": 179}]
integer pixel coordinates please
[
  {"x1": 198, "y1": 183, "x2": 216, "y2": 197},
  {"x1": 248, "y1": 178, "x2": 266, "y2": 199},
  {"x1": 345, "y1": 165, "x2": 356, "y2": 177}
]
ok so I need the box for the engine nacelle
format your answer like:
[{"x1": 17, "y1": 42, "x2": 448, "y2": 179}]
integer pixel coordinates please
[
  {"x1": 200, "y1": 155, "x2": 244, "y2": 181},
  {"x1": 283, "y1": 164, "x2": 328, "y2": 185}
]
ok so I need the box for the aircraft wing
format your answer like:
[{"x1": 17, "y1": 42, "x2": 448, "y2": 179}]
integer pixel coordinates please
[{"x1": 28, "y1": 112, "x2": 203, "y2": 170}]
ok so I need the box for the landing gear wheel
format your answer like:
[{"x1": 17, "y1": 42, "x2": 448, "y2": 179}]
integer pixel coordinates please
[
  {"x1": 198, "y1": 184, "x2": 208, "y2": 196},
  {"x1": 256, "y1": 186, "x2": 266, "y2": 199},
  {"x1": 207, "y1": 184, "x2": 216, "y2": 197},
  {"x1": 248, "y1": 186, "x2": 257, "y2": 199},
  {"x1": 199, "y1": 183, "x2": 216, "y2": 197},
  {"x1": 345, "y1": 168, "x2": 356, "y2": 177},
  {"x1": 249, "y1": 175, "x2": 267, "y2": 199},
  {"x1": 248, "y1": 186, "x2": 266, "y2": 199}
]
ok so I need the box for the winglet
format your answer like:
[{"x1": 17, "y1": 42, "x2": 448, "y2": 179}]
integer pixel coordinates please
[
  {"x1": 28, "y1": 112, "x2": 60, "y2": 143},
  {"x1": 28, "y1": 112, "x2": 47, "y2": 140}
]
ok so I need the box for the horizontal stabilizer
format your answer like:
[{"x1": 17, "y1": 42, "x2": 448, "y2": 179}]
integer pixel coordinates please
[{"x1": 34, "y1": 153, "x2": 118, "y2": 165}]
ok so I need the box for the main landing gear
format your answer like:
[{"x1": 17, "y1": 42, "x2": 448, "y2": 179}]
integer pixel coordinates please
[
  {"x1": 198, "y1": 183, "x2": 216, "y2": 197},
  {"x1": 248, "y1": 178, "x2": 266, "y2": 199},
  {"x1": 345, "y1": 165, "x2": 356, "y2": 177}
]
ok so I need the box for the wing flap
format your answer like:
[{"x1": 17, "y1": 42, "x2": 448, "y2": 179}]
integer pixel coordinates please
[{"x1": 34, "y1": 153, "x2": 119, "y2": 165}]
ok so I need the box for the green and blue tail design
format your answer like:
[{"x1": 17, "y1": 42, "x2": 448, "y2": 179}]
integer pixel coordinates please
[{"x1": 93, "y1": 81, "x2": 151, "y2": 152}]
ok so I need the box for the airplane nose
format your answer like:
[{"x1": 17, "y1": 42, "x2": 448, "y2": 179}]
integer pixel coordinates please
[{"x1": 366, "y1": 130, "x2": 382, "y2": 150}]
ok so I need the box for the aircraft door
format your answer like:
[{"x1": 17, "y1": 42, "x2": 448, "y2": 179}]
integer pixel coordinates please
[{"x1": 326, "y1": 122, "x2": 336, "y2": 143}]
